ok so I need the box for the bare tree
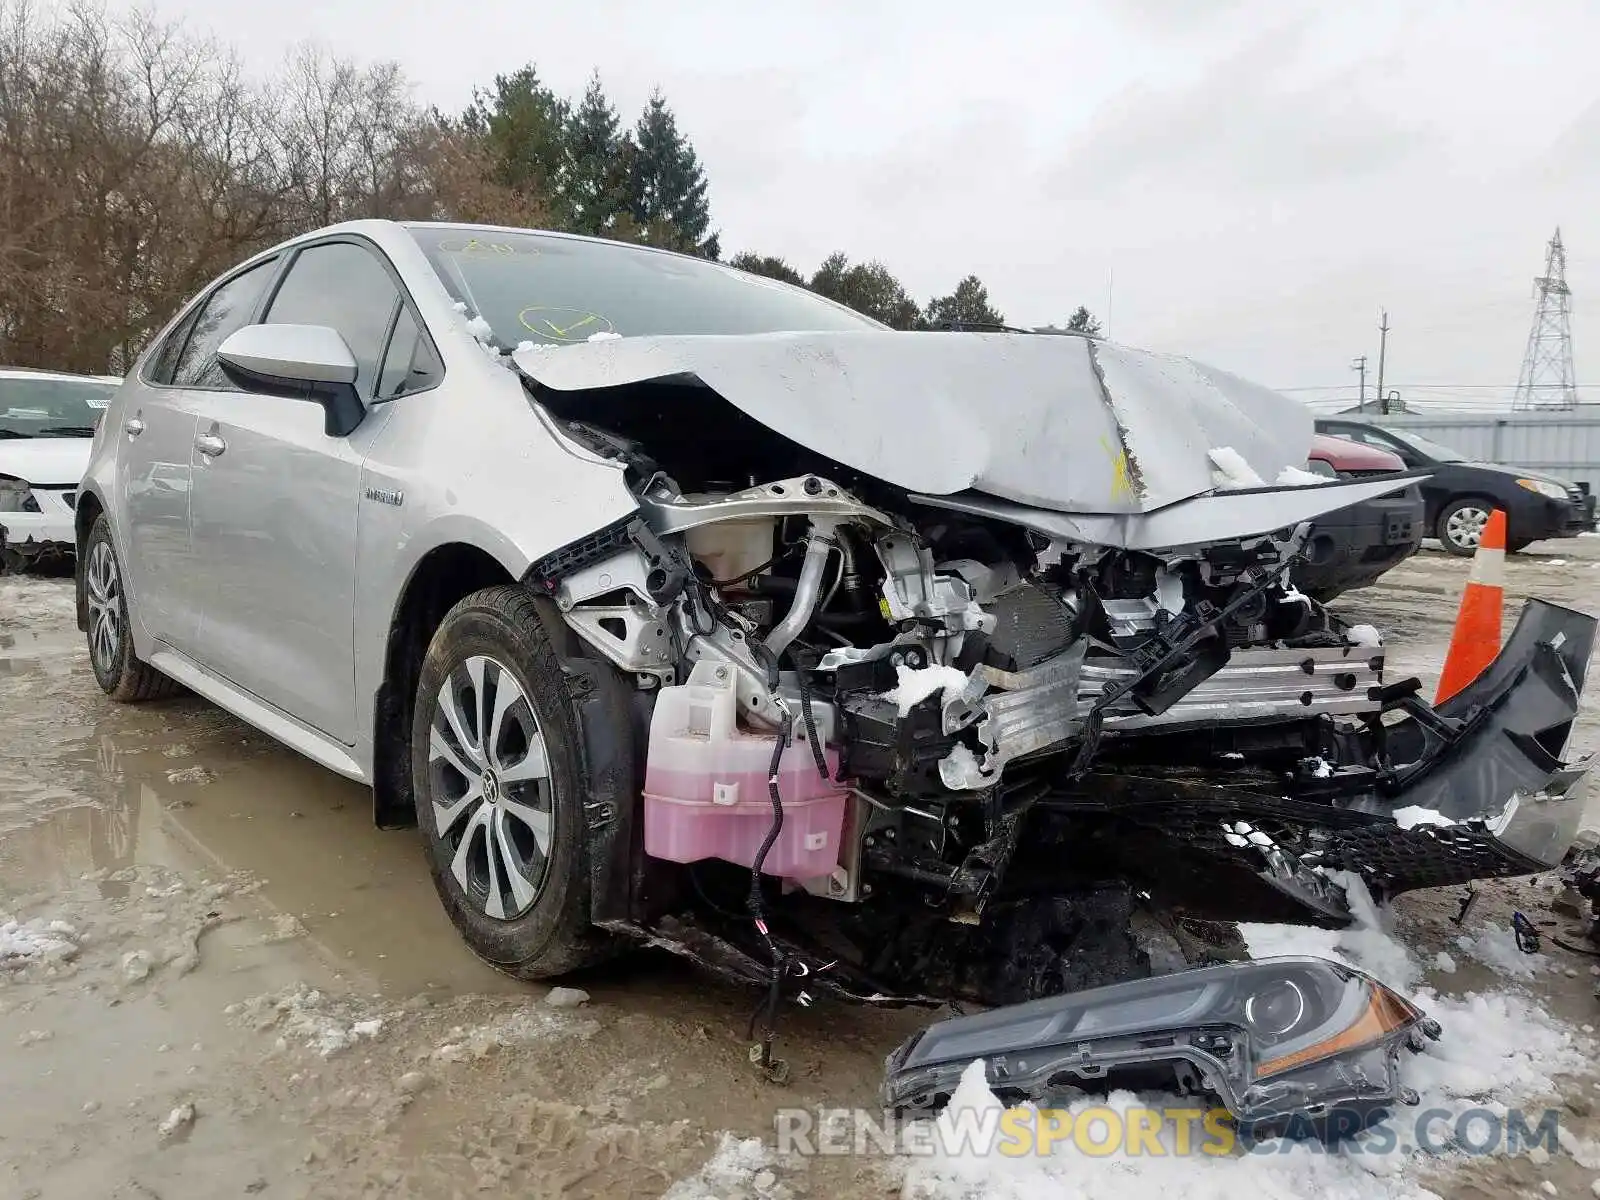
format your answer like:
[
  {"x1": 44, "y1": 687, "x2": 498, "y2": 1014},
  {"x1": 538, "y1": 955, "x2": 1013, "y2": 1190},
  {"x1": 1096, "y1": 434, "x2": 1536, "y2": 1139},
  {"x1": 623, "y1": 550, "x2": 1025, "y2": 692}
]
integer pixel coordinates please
[{"x1": 0, "y1": 2, "x2": 556, "y2": 373}]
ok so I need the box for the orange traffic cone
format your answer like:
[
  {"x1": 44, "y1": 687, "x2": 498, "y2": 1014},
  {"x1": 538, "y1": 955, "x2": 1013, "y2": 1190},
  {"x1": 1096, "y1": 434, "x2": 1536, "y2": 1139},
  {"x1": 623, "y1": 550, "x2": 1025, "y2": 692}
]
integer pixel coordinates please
[{"x1": 1434, "y1": 508, "x2": 1507, "y2": 704}]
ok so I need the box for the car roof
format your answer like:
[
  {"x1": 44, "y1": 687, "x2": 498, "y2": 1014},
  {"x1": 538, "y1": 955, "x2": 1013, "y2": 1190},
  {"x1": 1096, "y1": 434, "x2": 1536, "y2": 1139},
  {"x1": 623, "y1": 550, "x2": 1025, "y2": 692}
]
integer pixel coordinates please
[{"x1": 1309, "y1": 431, "x2": 1404, "y2": 469}]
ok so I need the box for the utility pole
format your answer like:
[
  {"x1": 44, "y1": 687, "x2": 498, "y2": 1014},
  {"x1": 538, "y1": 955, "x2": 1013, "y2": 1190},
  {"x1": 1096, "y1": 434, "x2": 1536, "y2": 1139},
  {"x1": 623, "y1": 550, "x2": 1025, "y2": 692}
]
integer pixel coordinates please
[
  {"x1": 1351, "y1": 355, "x2": 1368, "y2": 411},
  {"x1": 1376, "y1": 310, "x2": 1390, "y2": 414}
]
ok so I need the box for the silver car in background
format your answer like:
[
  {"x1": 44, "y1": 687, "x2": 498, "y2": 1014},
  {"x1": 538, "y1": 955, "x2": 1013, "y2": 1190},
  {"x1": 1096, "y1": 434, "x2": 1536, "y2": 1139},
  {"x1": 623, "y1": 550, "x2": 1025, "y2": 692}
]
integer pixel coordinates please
[{"x1": 74, "y1": 221, "x2": 1594, "y2": 1005}]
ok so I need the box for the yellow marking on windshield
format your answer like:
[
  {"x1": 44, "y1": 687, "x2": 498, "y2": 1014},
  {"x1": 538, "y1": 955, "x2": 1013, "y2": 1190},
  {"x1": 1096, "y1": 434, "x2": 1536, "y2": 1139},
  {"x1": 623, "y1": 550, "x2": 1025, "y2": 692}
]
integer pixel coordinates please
[
  {"x1": 439, "y1": 237, "x2": 531, "y2": 256},
  {"x1": 517, "y1": 307, "x2": 615, "y2": 342}
]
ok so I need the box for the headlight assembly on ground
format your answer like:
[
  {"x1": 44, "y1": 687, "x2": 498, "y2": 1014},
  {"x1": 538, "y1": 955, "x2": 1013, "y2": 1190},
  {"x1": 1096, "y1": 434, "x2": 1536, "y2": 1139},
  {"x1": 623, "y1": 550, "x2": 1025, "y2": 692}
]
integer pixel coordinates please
[{"x1": 882, "y1": 956, "x2": 1442, "y2": 1135}]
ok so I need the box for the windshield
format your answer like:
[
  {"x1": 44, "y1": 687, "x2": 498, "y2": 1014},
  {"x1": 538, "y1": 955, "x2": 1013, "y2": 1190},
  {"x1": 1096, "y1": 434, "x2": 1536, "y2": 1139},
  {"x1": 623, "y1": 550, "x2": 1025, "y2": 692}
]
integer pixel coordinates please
[
  {"x1": 1390, "y1": 430, "x2": 1466, "y2": 462},
  {"x1": 0, "y1": 375, "x2": 118, "y2": 438},
  {"x1": 406, "y1": 225, "x2": 881, "y2": 347}
]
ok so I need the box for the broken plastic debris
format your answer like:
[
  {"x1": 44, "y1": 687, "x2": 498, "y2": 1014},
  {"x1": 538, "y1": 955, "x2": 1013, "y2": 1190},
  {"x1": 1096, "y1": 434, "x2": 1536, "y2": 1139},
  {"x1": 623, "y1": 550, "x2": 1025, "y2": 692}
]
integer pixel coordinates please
[
  {"x1": 545, "y1": 986, "x2": 590, "y2": 1009},
  {"x1": 1154, "y1": 566, "x2": 1184, "y2": 615},
  {"x1": 1345, "y1": 623, "x2": 1383, "y2": 647}
]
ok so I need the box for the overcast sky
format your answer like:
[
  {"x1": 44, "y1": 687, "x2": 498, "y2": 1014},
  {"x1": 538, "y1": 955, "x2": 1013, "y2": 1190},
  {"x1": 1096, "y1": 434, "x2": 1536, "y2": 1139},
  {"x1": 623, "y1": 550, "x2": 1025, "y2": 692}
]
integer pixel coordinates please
[{"x1": 98, "y1": 0, "x2": 1600, "y2": 410}]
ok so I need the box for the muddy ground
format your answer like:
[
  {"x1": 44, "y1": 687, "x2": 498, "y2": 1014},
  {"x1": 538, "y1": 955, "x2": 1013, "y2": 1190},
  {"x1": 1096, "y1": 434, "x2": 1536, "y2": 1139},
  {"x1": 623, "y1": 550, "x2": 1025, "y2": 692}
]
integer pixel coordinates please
[{"x1": 1, "y1": 537, "x2": 1597, "y2": 1199}]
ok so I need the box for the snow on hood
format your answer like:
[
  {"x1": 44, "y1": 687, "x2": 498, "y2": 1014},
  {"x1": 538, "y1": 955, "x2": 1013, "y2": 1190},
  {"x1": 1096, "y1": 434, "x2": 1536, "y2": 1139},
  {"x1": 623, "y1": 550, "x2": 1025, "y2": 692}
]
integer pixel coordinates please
[
  {"x1": 512, "y1": 331, "x2": 1417, "y2": 546},
  {"x1": 0, "y1": 437, "x2": 92, "y2": 487}
]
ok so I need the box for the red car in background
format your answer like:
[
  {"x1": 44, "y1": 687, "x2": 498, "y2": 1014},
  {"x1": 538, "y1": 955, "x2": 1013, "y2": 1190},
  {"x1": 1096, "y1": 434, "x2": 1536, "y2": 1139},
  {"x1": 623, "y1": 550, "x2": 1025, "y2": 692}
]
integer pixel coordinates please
[{"x1": 1290, "y1": 433, "x2": 1424, "y2": 601}]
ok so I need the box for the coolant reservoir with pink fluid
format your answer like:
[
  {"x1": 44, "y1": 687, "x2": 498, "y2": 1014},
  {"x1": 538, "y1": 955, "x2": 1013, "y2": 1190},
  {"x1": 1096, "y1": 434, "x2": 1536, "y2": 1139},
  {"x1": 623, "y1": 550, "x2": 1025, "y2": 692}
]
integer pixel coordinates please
[{"x1": 643, "y1": 659, "x2": 848, "y2": 880}]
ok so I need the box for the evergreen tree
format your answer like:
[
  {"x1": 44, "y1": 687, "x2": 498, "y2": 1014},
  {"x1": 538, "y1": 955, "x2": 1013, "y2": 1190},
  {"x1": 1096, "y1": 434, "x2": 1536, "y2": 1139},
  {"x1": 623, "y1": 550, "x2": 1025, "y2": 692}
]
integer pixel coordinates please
[
  {"x1": 728, "y1": 252, "x2": 808, "y2": 287},
  {"x1": 1064, "y1": 306, "x2": 1103, "y2": 336},
  {"x1": 809, "y1": 252, "x2": 922, "y2": 329},
  {"x1": 563, "y1": 71, "x2": 629, "y2": 236},
  {"x1": 924, "y1": 275, "x2": 1004, "y2": 329},
  {"x1": 460, "y1": 65, "x2": 569, "y2": 209},
  {"x1": 625, "y1": 89, "x2": 719, "y2": 257}
]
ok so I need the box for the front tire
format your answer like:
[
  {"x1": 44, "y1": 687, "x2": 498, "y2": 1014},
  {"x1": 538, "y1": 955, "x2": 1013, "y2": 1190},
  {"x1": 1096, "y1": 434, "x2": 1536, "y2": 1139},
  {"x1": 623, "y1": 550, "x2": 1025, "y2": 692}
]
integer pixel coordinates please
[
  {"x1": 1437, "y1": 499, "x2": 1492, "y2": 556},
  {"x1": 410, "y1": 585, "x2": 612, "y2": 980},
  {"x1": 82, "y1": 516, "x2": 182, "y2": 702}
]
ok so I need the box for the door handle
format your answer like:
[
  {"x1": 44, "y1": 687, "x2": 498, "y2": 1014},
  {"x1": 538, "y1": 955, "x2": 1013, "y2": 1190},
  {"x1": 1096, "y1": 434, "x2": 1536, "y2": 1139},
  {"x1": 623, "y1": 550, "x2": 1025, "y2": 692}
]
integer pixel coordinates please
[
  {"x1": 195, "y1": 433, "x2": 227, "y2": 458},
  {"x1": 124, "y1": 417, "x2": 145, "y2": 437}
]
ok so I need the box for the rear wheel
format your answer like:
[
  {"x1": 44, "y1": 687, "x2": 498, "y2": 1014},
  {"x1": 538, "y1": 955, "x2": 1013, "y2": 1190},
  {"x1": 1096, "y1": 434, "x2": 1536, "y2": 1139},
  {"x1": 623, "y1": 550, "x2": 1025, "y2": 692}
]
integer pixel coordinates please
[
  {"x1": 1437, "y1": 499, "x2": 1492, "y2": 556},
  {"x1": 410, "y1": 585, "x2": 613, "y2": 979},
  {"x1": 82, "y1": 516, "x2": 182, "y2": 702}
]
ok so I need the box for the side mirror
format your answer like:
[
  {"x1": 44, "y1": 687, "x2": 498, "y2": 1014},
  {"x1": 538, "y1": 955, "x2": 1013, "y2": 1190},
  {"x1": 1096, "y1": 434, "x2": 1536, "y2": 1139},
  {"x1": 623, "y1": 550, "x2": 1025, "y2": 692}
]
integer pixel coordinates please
[{"x1": 217, "y1": 324, "x2": 365, "y2": 437}]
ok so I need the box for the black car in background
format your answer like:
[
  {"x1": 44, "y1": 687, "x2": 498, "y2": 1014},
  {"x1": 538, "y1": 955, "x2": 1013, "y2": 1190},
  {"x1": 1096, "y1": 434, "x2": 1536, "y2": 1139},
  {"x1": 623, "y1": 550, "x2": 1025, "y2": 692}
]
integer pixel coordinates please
[{"x1": 1314, "y1": 418, "x2": 1598, "y2": 556}]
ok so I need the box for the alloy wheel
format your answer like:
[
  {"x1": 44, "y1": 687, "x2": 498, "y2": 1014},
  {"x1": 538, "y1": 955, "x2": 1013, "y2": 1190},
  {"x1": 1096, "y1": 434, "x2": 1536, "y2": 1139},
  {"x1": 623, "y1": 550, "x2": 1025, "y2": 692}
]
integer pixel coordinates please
[
  {"x1": 85, "y1": 540, "x2": 122, "y2": 676},
  {"x1": 427, "y1": 654, "x2": 554, "y2": 921}
]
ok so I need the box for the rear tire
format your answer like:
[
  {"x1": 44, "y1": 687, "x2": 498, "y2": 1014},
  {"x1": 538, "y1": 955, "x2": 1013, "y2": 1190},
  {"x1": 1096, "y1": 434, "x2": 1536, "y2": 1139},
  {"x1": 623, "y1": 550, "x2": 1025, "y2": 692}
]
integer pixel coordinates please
[
  {"x1": 410, "y1": 584, "x2": 614, "y2": 980},
  {"x1": 82, "y1": 516, "x2": 182, "y2": 702}
]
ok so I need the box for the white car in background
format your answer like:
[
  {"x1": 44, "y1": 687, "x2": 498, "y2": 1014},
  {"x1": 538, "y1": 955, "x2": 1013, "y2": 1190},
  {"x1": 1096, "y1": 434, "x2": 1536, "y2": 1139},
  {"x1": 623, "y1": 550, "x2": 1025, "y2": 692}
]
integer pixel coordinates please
[{"x1": 0, "y1": 367, "x2": 122, "y2": 572}]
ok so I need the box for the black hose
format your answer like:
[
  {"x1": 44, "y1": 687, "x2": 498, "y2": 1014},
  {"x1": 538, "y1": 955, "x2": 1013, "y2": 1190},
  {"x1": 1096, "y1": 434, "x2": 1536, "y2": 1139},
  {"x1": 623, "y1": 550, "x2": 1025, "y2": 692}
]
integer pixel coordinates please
[
  {"x1": 746, "y1": 719, "x2": 791, "y2": 1059},
  {"x1": 794, "y1": 655, "x2": 830, "y2": 780}
]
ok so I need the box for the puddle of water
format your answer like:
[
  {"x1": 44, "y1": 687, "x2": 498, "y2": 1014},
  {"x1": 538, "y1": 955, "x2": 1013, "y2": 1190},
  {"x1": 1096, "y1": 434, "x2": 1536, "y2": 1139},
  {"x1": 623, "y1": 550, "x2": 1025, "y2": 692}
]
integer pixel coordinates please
[
  {"x1": 3, "y1": 723, "x2": 523, "y2": 997},
  {"x1": 0, "y1": 578, "x2": 520, "y2": 997}
]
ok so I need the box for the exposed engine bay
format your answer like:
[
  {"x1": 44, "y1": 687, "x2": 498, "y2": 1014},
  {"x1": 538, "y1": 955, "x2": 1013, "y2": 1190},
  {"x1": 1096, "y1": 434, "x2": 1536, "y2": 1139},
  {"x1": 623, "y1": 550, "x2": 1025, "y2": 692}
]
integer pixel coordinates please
[{"x1": 506, "y1": 333, "x2": 1597, "y2": 1029}]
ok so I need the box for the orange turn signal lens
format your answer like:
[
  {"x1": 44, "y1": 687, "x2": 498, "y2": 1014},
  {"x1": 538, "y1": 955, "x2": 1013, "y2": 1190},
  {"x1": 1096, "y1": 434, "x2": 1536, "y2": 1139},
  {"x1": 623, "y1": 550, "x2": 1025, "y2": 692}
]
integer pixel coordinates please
[{"x1": 1255, "y1": 984, "x2": 1421, "y2": 1078}]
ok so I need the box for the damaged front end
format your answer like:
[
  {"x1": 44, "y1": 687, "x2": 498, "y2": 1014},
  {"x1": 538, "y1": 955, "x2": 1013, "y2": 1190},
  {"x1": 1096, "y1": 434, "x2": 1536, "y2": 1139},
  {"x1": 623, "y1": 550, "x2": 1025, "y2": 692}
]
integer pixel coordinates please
[
  {"x1": 882, "y1": 956, "x2": 1442, "y2": 1137},
  {"x1": 506, "y1": 331, "x2": 1596, "y2": 1009}
]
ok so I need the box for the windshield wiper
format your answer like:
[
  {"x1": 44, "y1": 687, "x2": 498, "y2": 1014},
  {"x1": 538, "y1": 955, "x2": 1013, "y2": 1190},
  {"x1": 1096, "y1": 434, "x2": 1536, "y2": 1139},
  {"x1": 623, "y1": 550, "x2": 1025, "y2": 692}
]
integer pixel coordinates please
[{"x1": 37, "y1": 425, "x2": 97, "y2": 437}]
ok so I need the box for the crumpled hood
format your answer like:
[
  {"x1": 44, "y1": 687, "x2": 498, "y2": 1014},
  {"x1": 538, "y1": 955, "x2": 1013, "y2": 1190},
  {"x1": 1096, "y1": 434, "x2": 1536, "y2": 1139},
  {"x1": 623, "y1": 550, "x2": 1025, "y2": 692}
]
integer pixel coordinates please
[
  {"x1": 513, "y1": 331, "x2": 1417, "y2": 546},
  {"x1": 0, "y1": 437, "x2": 91, "y2": 487}
]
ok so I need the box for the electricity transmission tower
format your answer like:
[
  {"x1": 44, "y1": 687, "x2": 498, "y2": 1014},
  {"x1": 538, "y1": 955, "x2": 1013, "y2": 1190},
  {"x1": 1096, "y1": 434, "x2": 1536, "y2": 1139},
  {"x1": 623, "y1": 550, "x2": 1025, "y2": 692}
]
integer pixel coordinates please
[{"x1": 1512, "y1": 228, "x2": 1578, "y2": 411}]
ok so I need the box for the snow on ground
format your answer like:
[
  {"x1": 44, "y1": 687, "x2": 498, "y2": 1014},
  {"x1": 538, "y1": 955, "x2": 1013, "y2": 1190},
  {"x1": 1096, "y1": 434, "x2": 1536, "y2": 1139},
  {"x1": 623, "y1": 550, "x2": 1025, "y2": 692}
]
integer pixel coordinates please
[
  {"x1": 1451, "y1": 925, "x2": 1549, "y2": 981},
  {"x1": 664, "y1": 1134, "x2": 783, "y2": 1200},
  {"x1": 0, "y1": 916, "x2": 78, "y2": 967},
  {"x1": 0, "y1": 577, "x2": 79, "y2": 629},
  {"x1": 897, "y1": 874, "x2": 1591, "y2": 1200},
  {"x1": 1345, "y1": 624, "x2": 1384, "y2": 647},
  {"x1": 230, "y1": 985, "x2": 391, "y2": 1059}
]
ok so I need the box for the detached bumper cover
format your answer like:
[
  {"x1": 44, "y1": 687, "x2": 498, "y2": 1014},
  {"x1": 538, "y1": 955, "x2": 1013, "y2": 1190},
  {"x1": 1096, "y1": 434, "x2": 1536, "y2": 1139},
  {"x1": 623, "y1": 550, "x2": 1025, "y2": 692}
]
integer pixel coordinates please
[
  {"x1": 0, "y1": 487, "x2": 77, "y2": 559},
  {"x1": 883, "y1": 956, "x2": 1440, "y2": 1132},
  {"x1": 1034, "y1": 600, "x2": 1595, "y2": 918},
  {"x1": 1340, "y1": 598, "x2": 1596, "y2": 878}
]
